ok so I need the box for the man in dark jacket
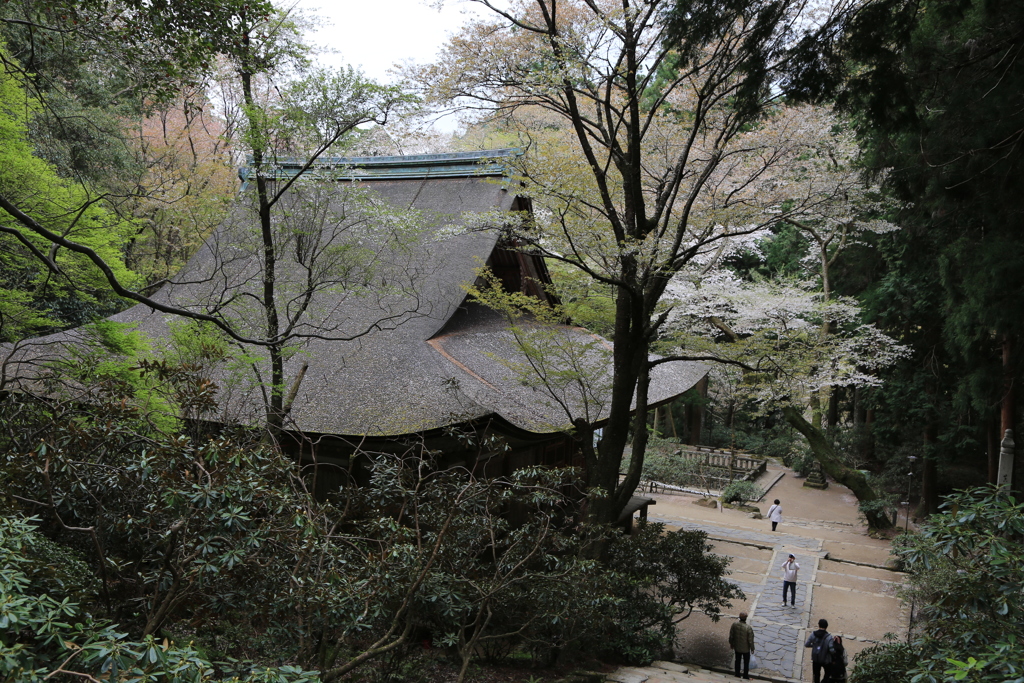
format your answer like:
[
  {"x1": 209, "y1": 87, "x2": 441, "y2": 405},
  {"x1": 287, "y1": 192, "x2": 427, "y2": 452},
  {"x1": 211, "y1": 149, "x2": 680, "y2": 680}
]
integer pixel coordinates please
[
  {"x1": 804, "y1": 618, "x2": 834, "y2": 683},
  {"x1": 729, "y1": 611, "x2": 756, "y2": 679}
]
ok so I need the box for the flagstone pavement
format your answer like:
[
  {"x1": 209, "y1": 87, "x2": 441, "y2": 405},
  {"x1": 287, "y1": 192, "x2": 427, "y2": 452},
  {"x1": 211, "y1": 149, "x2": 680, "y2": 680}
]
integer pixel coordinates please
[{"x1": 608, "y1": 464, "x2": 910, "y2": 682}]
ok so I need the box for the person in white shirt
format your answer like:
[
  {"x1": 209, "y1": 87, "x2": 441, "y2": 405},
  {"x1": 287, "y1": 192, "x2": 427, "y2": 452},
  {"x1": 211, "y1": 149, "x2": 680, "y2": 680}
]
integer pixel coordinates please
[
  {"x1": 781, "y1": 554, "x2": 799, "y2": 606},
  {"x1": 767, "y1": 499, "x2": 782, "y2": 531}
]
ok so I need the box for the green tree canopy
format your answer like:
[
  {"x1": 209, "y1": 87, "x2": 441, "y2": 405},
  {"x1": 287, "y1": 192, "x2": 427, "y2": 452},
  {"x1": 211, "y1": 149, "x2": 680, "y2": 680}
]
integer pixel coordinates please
[{"x1": 0, "y1": 45, "x2": 138, "y2": 340}]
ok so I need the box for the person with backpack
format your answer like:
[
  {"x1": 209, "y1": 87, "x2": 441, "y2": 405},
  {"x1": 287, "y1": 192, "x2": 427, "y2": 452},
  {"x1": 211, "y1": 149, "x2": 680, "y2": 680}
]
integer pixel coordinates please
[
  {"x1": 828, "y1": 635, "x2": 848, "y2": 682},
  {"x1": 804, "y1": 618, "x2": 834, "y2": 683},
  {"x1": 767, "y1": 499, "x2": 783, "y2": 531}
]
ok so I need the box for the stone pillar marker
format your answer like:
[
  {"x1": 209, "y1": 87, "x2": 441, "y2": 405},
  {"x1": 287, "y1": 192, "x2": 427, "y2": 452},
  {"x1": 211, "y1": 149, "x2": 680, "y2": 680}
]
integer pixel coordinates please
[
  {"x1": 997, "y1": 429, "x2": 1015, "y2": 488},
  {"x1": 803, "y1": 462, "x2": 828, "y2": 489}
]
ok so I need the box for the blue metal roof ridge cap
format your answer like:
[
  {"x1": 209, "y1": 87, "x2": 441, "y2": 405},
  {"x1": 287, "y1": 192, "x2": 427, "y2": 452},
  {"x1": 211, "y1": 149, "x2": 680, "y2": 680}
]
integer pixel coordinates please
[
  {"x1": 275, "y1": 148, "x2": 522, "y2": 167},
  {"x1": 239, "y1": 148, "x2": 523, "y2": 184}
]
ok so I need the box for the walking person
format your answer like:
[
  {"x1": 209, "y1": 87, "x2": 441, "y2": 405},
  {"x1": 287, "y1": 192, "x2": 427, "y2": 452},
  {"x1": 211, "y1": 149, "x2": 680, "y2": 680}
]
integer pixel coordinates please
[
  {"x1": 781, "y1": 553, "x2": 799, "y2": 607},
  {"x1": 767, "y1": 498, "x2": 782, "y2": 530},
  {"x1": 828, "y1": 635, "x2": 848, "y2": 682},
  {"x1": 805, "y1": 618, "x2": 834, "y2": 683},
  {"x1": 729, "y1": 611, "x2": 756, "y2": 679}
]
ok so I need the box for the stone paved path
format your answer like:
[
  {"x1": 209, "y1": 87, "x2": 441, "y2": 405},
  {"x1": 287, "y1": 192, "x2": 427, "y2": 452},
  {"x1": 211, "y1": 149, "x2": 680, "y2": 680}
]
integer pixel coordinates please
[
  {"x1": 745, "y1": 549, "x2": 819, "y2": 678},
  {"x1": 650, "y1": 516, "x2": 826, "y2": 677},
  {"x1": 608, "y1": 465, "x2": 908, "y2": 683},
  {"x1": 648, "y1": 516, "x2": 824, "y2": 552}
]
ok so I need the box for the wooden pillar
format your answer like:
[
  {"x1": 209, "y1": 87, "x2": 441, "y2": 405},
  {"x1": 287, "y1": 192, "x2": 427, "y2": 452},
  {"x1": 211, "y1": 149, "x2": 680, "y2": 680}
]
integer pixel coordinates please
[
  {"x1": 686, "y1": 376, "x2": 707, "y2": 446},
  {"x1": 666, "y1": 402, "x2": 678, "y2": 439}
]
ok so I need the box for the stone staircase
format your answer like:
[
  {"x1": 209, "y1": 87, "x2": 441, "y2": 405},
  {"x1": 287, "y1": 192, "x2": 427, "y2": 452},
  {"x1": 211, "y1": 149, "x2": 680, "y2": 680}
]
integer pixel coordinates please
[{"x1": 606, "y1": 661, "x2": 793, "y2": 683}]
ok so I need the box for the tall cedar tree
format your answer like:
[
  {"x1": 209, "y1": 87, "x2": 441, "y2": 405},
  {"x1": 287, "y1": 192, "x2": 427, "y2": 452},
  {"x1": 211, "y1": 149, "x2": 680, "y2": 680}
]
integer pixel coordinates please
[{"x1": 793, "y1": 0, "x2": 1024, "y2": 505}]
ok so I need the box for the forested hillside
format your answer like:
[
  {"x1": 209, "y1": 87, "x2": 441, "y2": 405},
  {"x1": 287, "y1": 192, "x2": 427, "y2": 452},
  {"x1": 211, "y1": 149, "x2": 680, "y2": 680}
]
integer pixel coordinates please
[{"x1": 2, "y1": 0, "x2": 1022, "y2": 680}]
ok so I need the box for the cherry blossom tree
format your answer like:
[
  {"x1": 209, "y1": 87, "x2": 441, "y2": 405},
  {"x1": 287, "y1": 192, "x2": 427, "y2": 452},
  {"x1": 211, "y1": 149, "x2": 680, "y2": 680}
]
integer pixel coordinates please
[
  {"x1": 658, "y1": 108, "x2": 907, "y2": 527},
  {"x1": 414, "y1": 0, "x2": 858, "y2": 529}
]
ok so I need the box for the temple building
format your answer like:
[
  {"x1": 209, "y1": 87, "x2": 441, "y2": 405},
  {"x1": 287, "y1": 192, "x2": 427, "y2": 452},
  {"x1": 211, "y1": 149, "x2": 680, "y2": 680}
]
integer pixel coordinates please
[{"x1": 8, "y1": 149, "x2": 708, "y2": 499}]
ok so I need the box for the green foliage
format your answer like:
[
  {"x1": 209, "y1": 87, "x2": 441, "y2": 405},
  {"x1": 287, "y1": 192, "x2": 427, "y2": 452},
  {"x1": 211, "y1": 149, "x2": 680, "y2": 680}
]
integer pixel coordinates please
[
  {"x1": 468, "y1": 269, "x2": 614, "y2": 427},
  {"x1": 89, "y1": 320, "x2": 149, "y2": 356},
  {"x1": 792, "y1": 0, "x2": 1024, "y2": 500},
  {"x1": 847, "y1": 637, "x2": 916, "y2": 683},
  {"x1": 603, "y1": 523, "x2": 744, "y2": 665},
  {"x1": 725, "y1": 222, "x2": 810, "y2": 281},
  {"x1": 720, "y1": 481, "x2": 764, "y2": 506},
  {"x1": 0, "y1": 373, "x2": 660, "y2": 680},
  {"x1": 14, "y1": 527, "x2": 98, "y2": 604},
  {"x1": 416, "y1": 465, "x2": 607, "y2": 677},
  {"x1": 546, "y1": 261, "x2": 616, "y2": 339},
  {"x1": 167, "y1": 320, "x2": 230, "y2": 367},
  {"x1": 46, "y1": 321, "x2": 222, "y2": 434},
  {"x1": 854, "y1": 487, "x2": 1024, "y2": 683},
  {"x1": 0, "y1": 44, "x2": 140, "y2": 339},
  {"x1": 0, "y1": 514, "x2": 321, "y2": 683},
  {"x1": 857, "y1": 498, "x2": 894, "y2": 526},
  {"x1": 1, "y1": 0, "x2": 278, "y2": 116},
  {"x1": 641, "y1": 446, "x2": 723, "y2": 492},
  {"x1": 787, "y1": 451, "x2": 816, "y2": 477}
]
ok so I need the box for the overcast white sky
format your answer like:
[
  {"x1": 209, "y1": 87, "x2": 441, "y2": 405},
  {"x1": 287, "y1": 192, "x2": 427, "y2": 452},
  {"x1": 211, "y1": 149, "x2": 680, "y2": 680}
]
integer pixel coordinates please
[{"x1": 293, "y1": 0, "x2": 483, "y2": 83}]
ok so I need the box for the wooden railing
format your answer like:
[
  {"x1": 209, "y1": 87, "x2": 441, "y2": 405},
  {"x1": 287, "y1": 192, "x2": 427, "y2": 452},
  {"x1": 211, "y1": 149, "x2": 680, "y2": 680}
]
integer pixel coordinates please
[{"x1": 675, "y1": 447, "x2": 766, "y2": 475}]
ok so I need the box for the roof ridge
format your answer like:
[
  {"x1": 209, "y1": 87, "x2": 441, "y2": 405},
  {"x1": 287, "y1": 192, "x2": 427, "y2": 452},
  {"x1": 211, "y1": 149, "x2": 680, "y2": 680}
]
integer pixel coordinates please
[{"x1": 239, "y1": 148, "x2": 523, "y2": 183}]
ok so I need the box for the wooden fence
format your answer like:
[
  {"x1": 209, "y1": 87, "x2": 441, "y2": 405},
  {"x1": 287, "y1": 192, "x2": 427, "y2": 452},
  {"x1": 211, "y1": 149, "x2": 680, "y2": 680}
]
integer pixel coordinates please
[{"x1": 676, "y1": 446, "x2": 767, "y2": 477}]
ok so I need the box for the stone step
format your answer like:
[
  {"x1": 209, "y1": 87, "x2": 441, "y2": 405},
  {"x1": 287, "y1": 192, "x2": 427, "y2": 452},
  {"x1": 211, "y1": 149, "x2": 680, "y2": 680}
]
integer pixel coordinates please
[{"x1": 606, "y1": 661, "x2": 788, "y2": 683}]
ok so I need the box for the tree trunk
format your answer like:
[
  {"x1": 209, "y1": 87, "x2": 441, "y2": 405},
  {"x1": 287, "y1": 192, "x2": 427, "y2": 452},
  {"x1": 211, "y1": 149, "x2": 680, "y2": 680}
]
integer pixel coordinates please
[
  {"x1": 921, "y1": 424, "x2": 938, "y2": 516},
  {"x1": 240, "y1": 51, "x2": 285, "y2": 440},
  {"x1": 782, "y1": 406, "x2": 893, "y2": 529},
  {"x1": 581, "y1": 282, "x2": 649, "y2": 533},
  {"x1": 865, "y1": 408, "x2": 875, "y2": 462},
  {"x1": 809, "y1": 392, "x2": 823, "y2": 430},
  {"x1": 988, "y1": 414, "x2": 999, "y2": 484},
  {"x1": 853, "y1": 387, "x2": 874, "y2": 463},
  {"x1": 827, "y1": 387, "x2": 840, "y2": 430}
]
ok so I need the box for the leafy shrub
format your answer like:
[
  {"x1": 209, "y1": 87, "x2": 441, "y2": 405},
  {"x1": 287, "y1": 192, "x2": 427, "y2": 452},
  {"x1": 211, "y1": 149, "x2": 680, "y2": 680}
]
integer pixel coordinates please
[
  {"x1": 759, "y1": 433, "x2": 795, "y2": 462},
  {"x1": 641, "y1": 447, "x2": 723, "y2": 491},
  {"x1": 885, "y1": 531, "x2": 917, "y2": 572},
  {"x1": 858, "y1": 498, "x2": 896, "y2": 527},
  {"x1": 853, "y1": 486, "x2": 1024, "y2": 683},
  {"x1": 790, "y1": 452, "x2": 817, "y2": 476},
  {"x1": 1, "y1": 382, "x2": 607, "y2": 681},
  {"x1": 848, "y1": 638, "x2": 916, "y2": 683},
  {"x1": 602, "y1": 523, "x2": 744, "y2": 665},
  {"x1": 720, "y1": 480, "x2": 764, "y2": 506},
  {"x1": 0, "y1": 514, "x2": 321, "y2": 683},
  {"x1": 0, "y1": 360, "x2": 747, "y2": 681}
]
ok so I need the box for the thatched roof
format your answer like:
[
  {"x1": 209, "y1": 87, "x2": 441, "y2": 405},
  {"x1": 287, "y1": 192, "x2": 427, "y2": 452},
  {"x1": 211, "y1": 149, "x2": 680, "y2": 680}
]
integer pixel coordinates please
[{"x1": 9, "y1": 150, "x2": 707, "y2": 438}]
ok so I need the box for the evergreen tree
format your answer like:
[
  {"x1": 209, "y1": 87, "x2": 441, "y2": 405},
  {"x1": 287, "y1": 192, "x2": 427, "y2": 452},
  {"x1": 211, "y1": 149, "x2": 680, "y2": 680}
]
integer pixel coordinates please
[{"x1": 795, "y1": 0, "x2": 1024, "y2": 501}]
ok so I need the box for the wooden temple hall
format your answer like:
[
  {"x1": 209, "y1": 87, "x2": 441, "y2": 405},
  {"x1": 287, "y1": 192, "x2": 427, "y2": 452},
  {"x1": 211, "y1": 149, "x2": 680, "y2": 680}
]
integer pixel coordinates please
[{"x1": 9, "y1": 149, "x2": 709, "y2": 499}]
